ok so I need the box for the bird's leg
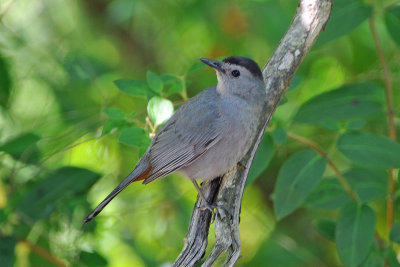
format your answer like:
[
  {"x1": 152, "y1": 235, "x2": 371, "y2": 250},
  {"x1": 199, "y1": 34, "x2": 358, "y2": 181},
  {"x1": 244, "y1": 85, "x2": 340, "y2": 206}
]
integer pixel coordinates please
[{"x1": 191, "y1": 179, "x2": 229, "y2": 222}]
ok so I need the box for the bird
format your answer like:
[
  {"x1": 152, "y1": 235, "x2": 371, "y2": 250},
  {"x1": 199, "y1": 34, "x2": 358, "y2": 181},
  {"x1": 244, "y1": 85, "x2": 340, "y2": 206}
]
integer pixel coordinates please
[{"x1": 84, "y1": 56, "x2": 266, "y2": 224}]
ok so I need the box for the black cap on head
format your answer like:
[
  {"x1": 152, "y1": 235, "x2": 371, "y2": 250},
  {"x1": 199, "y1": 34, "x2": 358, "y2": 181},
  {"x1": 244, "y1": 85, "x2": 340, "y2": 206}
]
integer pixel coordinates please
[{"x1": 222, "y1": 56, "x2": 263, "y2": 79}]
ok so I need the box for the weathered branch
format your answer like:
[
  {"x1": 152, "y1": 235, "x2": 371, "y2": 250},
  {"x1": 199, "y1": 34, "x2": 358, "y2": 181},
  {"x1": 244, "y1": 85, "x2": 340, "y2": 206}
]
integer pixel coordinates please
[{"x1": 174, "y1": 1, "x2": 333, "y2": 266}]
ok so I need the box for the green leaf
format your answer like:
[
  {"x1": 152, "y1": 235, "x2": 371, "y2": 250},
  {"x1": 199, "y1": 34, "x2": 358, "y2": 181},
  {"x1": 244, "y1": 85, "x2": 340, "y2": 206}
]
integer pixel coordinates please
[
  {"x1": 103, "y1": 107, "x2": 125, "y2": 120},
  {"x1": 387, "y1": 248, "x2": 400, "y2": 267},
  {"x1": 114, "y1": 79, "x2": 154, "y2": 100},
  {"x1": 338, "y1": 132, "x2": 400, "y2": 169},
  {"x1": 305, "y1": 178, "x2": 352, "y2": 210},
  {"x1": 273, "y1": 150, "x2": 326, "y2": 220},
  {"x1": 335, "y1": 203, "x2": 376, "y2": 267},
  {"x1": 161, "y1": 74, "x2": 184, "y2": 95},
  {"x1": 0, "y1": 236, "x2": 16, "y2": 267},
  {"x1": 0, "y1": 133, "x2": 40, "y2": 164},
  {"x1": 294, "y1": 83, "x2": 383, "y2": 125},
  {"x1": 389, "y1": 221, "x2": 400, "y2": 244},
  {"x1": 187, "y1": 61, "x2": 205, "y2": 73},
  {"x1": 118, "y1": 127, "x2": 151, "y2": 147},
  {"x1": 147, "y1": 96, "x2": 174, "y2": 126},
  {"x1": 384, "y1": 4, "x2": 400, "y2": 46},
  {"x1": 315, "y1": 220, "x2": 336, "y2": 241},
  {"x1": 147, "y1": 71, "x2": 163, "y2": 93},
  {"x1": 0, "y1": 55, "x2": 11, "y2": 107},
  {"x1": 346, "y1": 118, "x2": 366, "y2": 130},
  {"x1": 271, "y1": 127, "x2": 287, "y2": 145},
  {"x1": 79, "y1": 251, "x2": 108, "y2": 267},
  {"x1": 316, "y1": 0, "x2": 372, "y2": 46},
  {"x1": 246, "y1": 134, "x2": 274, "y2": 185},
  {"x1": 16, "y1": 167, "x2": 101, "y2": 221},
  {"x1": 102, "y1": 119, "x2": 129, "y2": 136},
  {"x1": 287, "y1": 74, "x2": 302, "y2": 92},
  {"x1": 344, "y1": 168, "x2": 387, "y2": 203}
]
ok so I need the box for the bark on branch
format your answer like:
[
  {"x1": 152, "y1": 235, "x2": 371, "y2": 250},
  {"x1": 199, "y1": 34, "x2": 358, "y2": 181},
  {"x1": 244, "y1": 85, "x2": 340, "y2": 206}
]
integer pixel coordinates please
[{"x1": 174, "y1": 1, "x2": 333, "y2": 266}]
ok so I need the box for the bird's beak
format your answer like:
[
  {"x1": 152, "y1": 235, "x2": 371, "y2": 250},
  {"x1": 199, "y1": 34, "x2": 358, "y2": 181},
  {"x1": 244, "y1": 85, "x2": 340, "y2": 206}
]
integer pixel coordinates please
[{"x1": 200, "y1": 58, "x2": 223, "y2": 71}]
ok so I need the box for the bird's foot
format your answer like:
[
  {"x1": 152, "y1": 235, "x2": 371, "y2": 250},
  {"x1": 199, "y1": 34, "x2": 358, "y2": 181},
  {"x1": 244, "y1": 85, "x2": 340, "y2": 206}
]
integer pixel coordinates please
[{"x1": 197, "y1": 202, "x2": 231, "y2": 223}]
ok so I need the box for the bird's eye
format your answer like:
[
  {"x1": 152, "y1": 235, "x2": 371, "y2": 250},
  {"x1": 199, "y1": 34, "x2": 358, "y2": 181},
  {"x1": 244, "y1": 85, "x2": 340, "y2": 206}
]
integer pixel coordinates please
[{"x1": 231, "y1": 70, "x2": 240, "y2": 77}]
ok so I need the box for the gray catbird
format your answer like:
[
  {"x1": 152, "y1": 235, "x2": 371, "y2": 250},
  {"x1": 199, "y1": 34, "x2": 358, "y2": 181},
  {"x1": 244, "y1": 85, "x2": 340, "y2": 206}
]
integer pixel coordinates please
[{"x1": 84, "y1": 56, "x2": 266, "y2": 224}]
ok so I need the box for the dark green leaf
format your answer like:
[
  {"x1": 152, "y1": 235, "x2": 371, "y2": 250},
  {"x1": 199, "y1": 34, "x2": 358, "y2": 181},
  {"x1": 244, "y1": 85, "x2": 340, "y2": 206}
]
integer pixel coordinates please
[
  {"x1": 316, "y1": 0, "x2": 372, "y2": 46},
  {"x1": 294, "y1": 83, "x2": 383, "y2": 124},
  {"x1": 102, "y1": 119, "x2": 129, "y2": 136},
  {"x1": 271, "y1": 127, "x2": 287, "y2": 145},
  {"x1": 246, "y1": 134, "x2": 274, "y2": 185},
  {"x1": 187, "y1": 61, "x2": 205, "y2": 73},
  {"x1": 279, "y1": 96, "x2": 288, "y2": 106},
  {"x1": 305, "y1": 178, "x2": 352, "y2": 210},
  {"x1": 147, "y1": 96, "x2": 174, "y2": 126},
  {"x1": 288, "y1": 75, "x2": 302, "y2": 92},
  {"x1": 338, "y1": 132, "x2": 400, "y2": 169},
  {"x1": 389, "y1": 221, "x2": 400, "y2": 244},
  {"x1": 315, "y1": 220, "x2": 336, "y2": 241},
  {"x1": 161, "y1": 74, "x2": 184, "y2": 95},
  {"x1": 0, "y1": 133, "x2": 40, "y2": 164},
  {"x1": 320, "y1": 118, "x2": 340, "y2": 131},
  {"x1": 16, "y1": 167, "x2": 101, "y2": 221},
  {"x1": 118, "y1": 127, "x2": 151, "y2": 147},
  {"x1": 344, "y1": 168, "x2": 387, "y2": 203},
  {"x1": 103, "y1": 107, "x2": 125, "y2": 120},
  {"x1": 79, "y1": 251, "x2": 108, "y2": 267},
  {"x1": 147, "y1": 71, "x2": 163, "y2": 93},
  {"x1": 114, "y1": 79, "x2": 154, "y2": 100},
  {"x1": 0, "y1": 236, "x2": 16, "y2": 267},
  {"x1": 361, "y1": 242, "x2": 386, "y2": 267},
  {"x1": 384, "y1": 4, "x2": 400, "y2": 46},
  {"x1": 387, "y1": 248, "x2": 400, "y2": 267},
  {"x1": 346, "y1": 118, "x2": 366, "y2": 130},
  {"x1": 0, "y1": 55, "x2": 11, "y2": 107},
  {"x1": 273, "y1": 150, "x2": 326, "y2": 220},
  {"x1": 335, "y1": 203, "x2": 376, "y2": 267}
]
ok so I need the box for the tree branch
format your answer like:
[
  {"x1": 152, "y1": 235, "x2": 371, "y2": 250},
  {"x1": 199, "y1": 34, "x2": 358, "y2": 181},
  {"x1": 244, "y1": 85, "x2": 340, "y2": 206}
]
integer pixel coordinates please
[{"x1": 174, "y1": 1, "x2": 334, "y2": 266}]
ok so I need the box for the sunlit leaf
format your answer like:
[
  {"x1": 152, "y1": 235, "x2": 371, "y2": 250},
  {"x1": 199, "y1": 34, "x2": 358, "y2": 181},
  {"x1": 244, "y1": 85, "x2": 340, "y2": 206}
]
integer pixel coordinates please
[
  {"x1": 335, "y1": 203, "x2": 376, "y2": 267},
  {"x1": 16, "y1": 167, "x2": 101, "y2": 221},
  {"x1": 315, "y1": 220, "x2": 336, "y2": 241},
  {"x1": 384, "y1": 4, "x2": 400, "y2": 46},
  {"x1": 147, "y1": 96, "x2": 174, "y2": 126},
  {"x1": 246, "y1": 134, "x2": 274, "y2": 185},
  {"x1": 316, "y1": 0, "x2": 372, "y2": 46},
  {"x1": 0, "y1": 133, "x2": 40, "y2": 164},
  {"x1": 294, "y1": 83, "x2": 383, "y2": 125},
  {"x1": 390, "y1": 221, "x2": 400, "y2": 244},
  {"x1": 118, "y1": 127, "x2": 151, "y2": 147},
  {"x1": 273, "y1": 150, "x2": 326, "y2": 220},
  {"x1": 103, "y1": 107, "x2": 125, "y2": 120},
  {"x1": 0, "y1": 55, "x2": 11, "y2": 107},
  {"x1": 0, "y1": 236, "x2": 16, "y2": 267},
  {"x1": 344, "y1": 168, "x2": 387, "y2": 203},
  {"x1": 305, "y1": 178, "x2": 352, "y2": 210},
  {"x1": 338, "y1": 132, "x2": 400, "y2": 169},
  {"x1": 147, "y1": 71, "x2": 163, "y2": 93},
  {"x1": 114, "y1": 79, "x2": 154, "y2": 100}
]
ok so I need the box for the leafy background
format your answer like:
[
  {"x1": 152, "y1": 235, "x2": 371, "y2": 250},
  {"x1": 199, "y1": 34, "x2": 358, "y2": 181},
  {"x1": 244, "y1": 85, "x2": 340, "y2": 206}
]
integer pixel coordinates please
[{"x1": 0, "y1": 0, "x2": 400, "y2": 266}]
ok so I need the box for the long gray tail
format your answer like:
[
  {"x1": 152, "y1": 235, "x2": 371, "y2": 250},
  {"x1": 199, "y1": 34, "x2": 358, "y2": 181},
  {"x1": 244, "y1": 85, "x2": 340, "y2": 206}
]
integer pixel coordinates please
[{"x1": 83, "y1": 161, "x2": 151, "y2": 224}]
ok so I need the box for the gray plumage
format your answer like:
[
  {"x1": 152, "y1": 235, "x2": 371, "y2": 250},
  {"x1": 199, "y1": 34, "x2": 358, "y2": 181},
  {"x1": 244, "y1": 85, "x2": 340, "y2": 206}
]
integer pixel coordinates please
[{"x1": 84, "y1": 56, "x2": 266, "y2": 224}]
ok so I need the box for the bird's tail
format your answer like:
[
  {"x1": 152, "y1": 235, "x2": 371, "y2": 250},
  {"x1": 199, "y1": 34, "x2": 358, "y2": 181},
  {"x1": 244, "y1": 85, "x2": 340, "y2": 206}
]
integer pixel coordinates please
[{"x1": 83, "y1": 161, "x2": 151, "y2": 224}]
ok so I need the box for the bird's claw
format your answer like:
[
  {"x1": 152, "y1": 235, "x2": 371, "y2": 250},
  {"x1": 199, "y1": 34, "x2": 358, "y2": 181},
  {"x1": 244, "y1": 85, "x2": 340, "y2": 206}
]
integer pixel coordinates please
[{"x1": 197, "y1": 202, "x2": 231, "y2": 223}]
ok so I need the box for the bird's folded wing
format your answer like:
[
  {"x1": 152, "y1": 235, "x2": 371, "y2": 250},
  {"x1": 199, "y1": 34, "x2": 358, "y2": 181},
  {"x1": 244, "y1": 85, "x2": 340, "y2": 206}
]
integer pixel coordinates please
[{"x1": 144, "y1": 87, "x2": 222, "y2": 183}]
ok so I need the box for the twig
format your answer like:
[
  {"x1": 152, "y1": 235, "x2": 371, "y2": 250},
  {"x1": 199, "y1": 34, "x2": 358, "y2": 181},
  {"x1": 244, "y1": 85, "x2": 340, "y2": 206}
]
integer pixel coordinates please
[
  {"x1": 369, "y1": 8, "x2": 396, "y2": 231},
  {"x1": 18, "y1": 238, "x2": 69, "y2": 267},
  {"x1": 287, "y1": 133, "x2": 358, "y2": 201}
]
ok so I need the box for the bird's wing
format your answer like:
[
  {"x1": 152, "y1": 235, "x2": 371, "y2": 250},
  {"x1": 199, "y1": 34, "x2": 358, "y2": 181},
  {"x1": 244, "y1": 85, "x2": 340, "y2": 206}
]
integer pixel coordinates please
[{"x1": 143, "y1": 87, "x2": 222, "y2": 183}]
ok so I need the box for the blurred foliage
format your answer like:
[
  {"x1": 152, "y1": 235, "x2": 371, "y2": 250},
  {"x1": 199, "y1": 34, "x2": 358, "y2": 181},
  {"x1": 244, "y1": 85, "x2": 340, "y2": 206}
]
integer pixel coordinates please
[{"x1": 0, "y1": 0, "x2": 400, "y2": 266}]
